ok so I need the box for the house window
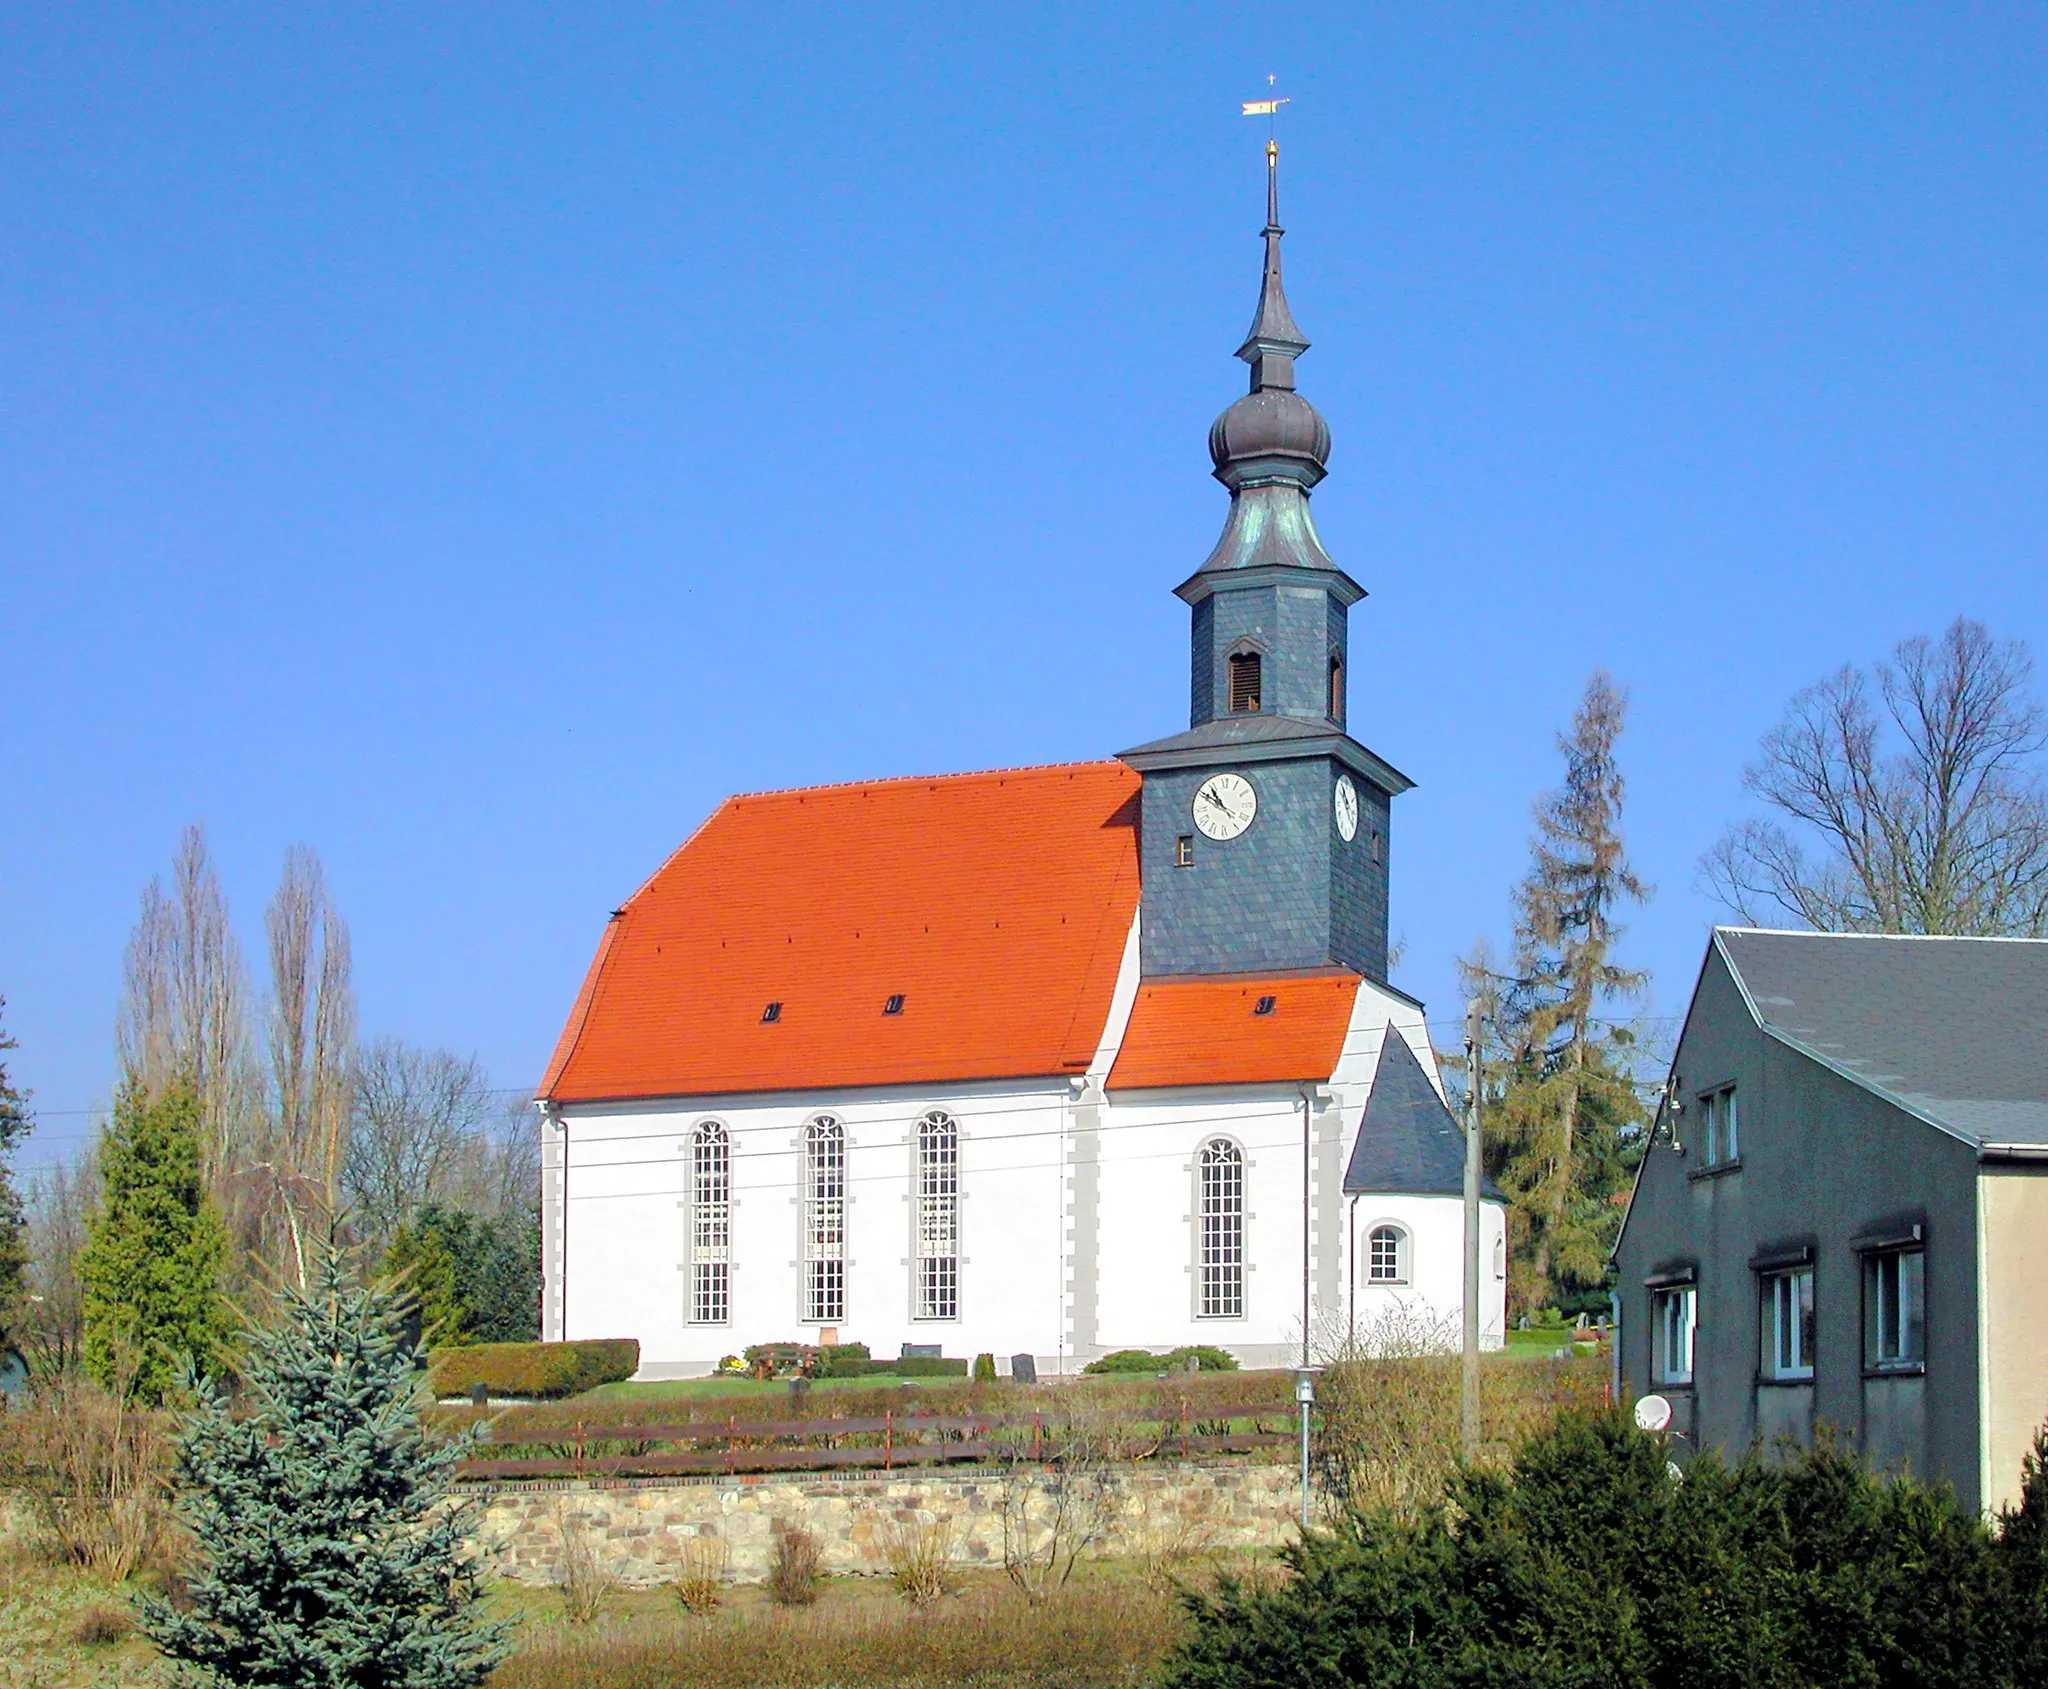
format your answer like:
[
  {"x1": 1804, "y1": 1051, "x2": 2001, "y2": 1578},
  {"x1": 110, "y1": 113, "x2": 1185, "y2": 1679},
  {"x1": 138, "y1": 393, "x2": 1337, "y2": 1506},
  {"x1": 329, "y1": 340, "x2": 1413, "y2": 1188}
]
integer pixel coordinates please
[
  {"x1": 1197, "y1": 1138, "x2": 1245, "y2": 1318},
  {"x1": 1328, "y1": 652, "x2": 1344, "y2": 722},
  {"x1": 914, "y1": 1112, "x2": 959, "y2": 1320},
  {"x1": 1651, "y1": 1285, "x2": 1696, "y2": 1385},
  {"x1": 688, "y1": 1122, "x2": 731, "y2": 1325},
  {"x1": 1366, "y1": 1224, "x2": 1409, "y2": 1285},
  {"x1": 1698, "y1": 1085, "x2": 1739, "y2": 1165},
  {"x1": 1864, "y1": 1248, "x2": 1925, "y2": 1371},
  {"x1": 1228, "y1": 651, "x2": 1262, "y2": 714},
  {"x1": 1760, "y1": 1265, "x2": 1815, "y2": 1381},
  {"x1": 803, "y1": 1117, "x2": 845, "y2": 1324}
]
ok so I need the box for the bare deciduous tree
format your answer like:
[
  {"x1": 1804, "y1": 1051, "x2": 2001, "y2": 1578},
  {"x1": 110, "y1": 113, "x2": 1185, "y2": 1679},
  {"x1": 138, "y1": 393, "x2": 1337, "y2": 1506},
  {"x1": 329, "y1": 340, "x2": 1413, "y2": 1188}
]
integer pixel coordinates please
[
  {"x1": 343, "y1": 1040, "x2": 500, "y2": 1253},
  {"x1": 265, "y1": 845, "x2": 357, "y2": 1216},
  {"x1": 115, "y1": 824, "x2": 258, "y2": 1185},
  {"x1": 19, "y1": 1157, "x2": 98, "y2": 1377},
  {"x1": 1704, "y1": 617, "x2": 2048, "y2": 936}
]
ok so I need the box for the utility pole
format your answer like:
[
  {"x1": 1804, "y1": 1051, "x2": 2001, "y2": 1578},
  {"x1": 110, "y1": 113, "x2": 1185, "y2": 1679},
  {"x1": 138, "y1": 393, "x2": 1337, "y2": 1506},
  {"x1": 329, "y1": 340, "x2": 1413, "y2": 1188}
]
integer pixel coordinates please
[{"x1": 1462, "y1": 998, "x2": 1484, "y2": 1461}]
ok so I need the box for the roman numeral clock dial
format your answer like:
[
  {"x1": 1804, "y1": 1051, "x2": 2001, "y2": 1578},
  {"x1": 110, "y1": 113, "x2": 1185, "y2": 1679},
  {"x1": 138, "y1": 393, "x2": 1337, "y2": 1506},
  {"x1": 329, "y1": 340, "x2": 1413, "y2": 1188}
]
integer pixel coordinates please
[{"x1": 1192, "y1": 772, "x2": 1257, "y2": 841}]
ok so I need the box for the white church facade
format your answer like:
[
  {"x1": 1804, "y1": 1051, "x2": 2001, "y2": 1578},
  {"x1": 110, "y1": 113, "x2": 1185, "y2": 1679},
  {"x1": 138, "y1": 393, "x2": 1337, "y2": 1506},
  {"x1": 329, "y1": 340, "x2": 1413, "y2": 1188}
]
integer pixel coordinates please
[{"x1": 538, "y1": 152, "x2": 1507, "y2": 1377}]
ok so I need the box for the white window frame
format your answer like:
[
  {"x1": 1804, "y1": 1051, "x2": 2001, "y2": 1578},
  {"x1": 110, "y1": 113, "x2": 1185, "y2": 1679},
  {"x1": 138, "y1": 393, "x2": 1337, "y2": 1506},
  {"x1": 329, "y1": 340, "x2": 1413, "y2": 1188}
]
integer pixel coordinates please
[
  {"x1": 1651, "y1": 1284, "x2": 1696, "y2": 1386},
  {"x1": 687, "y1": 1121, "x2": 731, "y2": 1326},
  {"x1": 1196, "y1": 1138, "x2": 1246, "y2": 1319},
  {"x1": 1699, "y1": 1084, "x2": 1739, "y2": 1166},
  {"x1": 1863, "y1": 1247, "x2": 1925, "y2": 1372},
  {"x1": 912, "y1": 1112, "x2": 959, "y2": 1321},
  {"x1": 1363, "y1": 1222, "x2": 1411, "y2": 1287},
  {"x1": 802, "y1": 1116, "x2": 846, "y2": 1325},
  {"x1": 1760, "y1": 1265, "x2": 1815, "y2": 1381}
]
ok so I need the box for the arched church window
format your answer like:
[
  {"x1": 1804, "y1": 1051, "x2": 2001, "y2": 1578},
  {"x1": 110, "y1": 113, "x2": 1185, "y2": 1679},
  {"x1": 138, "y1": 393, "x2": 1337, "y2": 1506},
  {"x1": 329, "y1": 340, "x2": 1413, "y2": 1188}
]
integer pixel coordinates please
[
  {"x1": 688, "y1": 1122, "x2": 731, "y2": 1325},
  {"x1": 803, "y1": 1117, "x2": 846, "y2": 1324},
  {"x1": 1228, "y1": 651, "x2": 1262, "y2": 714},
  {"x1": 1197, "y1": 1138, "x2": 1245, "y2": 1318},
  {"x1": 1328, "y1": 652, "x2": 1344, "y2": 723},
  {"x1": 1367, "y1": 1223, "x2": 1410, "y2": 1286},
  {"x1": 914, "y1": 1112, "x2": 959, "y2": 1320}
]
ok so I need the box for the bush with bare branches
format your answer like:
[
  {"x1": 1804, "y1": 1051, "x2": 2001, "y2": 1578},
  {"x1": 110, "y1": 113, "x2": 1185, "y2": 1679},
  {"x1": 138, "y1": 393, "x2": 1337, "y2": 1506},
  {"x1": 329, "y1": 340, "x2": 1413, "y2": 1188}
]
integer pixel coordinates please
[
  {"x1": 879, "y1": 1512, "x2": 958, "y2": 1607},
  {"x1": 0, "y1": 1372, "x2": 170, "y2": 1581},
  {"x1": 767, "y1": 1522, "x2": 823, "y2": 1607}
]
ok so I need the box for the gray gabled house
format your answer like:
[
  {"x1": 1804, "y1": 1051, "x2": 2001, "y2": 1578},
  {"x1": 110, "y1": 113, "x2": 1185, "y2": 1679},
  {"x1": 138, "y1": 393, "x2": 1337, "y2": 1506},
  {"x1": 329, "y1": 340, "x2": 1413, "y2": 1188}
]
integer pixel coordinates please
[{"x1": 1613, "y1": 927, "x2": 2048, "y2": 1513}]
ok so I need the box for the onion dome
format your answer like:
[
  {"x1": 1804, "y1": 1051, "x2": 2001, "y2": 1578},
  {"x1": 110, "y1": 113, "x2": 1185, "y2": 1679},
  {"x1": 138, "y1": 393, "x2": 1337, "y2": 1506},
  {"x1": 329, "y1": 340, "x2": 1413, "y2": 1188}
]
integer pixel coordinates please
[{"x1": 1207, "y1": 140, "x2": 1331, "y2": 492}]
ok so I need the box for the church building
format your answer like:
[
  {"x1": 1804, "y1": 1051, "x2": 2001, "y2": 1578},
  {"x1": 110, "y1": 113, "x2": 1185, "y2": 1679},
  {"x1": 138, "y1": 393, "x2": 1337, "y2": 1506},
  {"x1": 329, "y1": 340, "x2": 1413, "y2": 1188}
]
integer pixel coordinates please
[{"x1": 537, "y1": 152, "x2": 1508, "y2": 1376}]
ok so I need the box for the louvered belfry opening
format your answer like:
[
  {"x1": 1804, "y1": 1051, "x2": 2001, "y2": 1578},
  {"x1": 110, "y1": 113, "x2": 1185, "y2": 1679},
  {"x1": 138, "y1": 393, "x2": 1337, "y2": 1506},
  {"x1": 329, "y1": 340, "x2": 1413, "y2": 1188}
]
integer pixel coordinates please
[
  {"x1": 1328, "y1": 652, "x2": 1344, "y2": 722},
  {"x1": 1228, "y1": 651, "x2": 1262, "y2": 714}
]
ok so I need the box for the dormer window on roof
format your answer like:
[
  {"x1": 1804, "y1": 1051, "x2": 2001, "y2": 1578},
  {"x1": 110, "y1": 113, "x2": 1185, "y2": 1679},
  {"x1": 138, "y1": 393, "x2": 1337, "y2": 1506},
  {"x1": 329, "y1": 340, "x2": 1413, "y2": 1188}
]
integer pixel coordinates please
[
  {"x1": 761, "y1": 1001, "x2": 783, "y2": 1023},
  {"x1": 1253, "y1": 995, "x2": 1276, "y2": 1016},
  {"x1": 883, "y1": 994, "x2": 905, "y2": 1016}
]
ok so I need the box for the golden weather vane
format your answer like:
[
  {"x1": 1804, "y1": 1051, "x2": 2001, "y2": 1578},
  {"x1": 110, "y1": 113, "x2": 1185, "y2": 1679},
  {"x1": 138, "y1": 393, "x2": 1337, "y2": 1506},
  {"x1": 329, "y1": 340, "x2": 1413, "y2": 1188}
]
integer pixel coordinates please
[{"x1": 1241, "y1": 74, "x2": 1289, "y2": 170}]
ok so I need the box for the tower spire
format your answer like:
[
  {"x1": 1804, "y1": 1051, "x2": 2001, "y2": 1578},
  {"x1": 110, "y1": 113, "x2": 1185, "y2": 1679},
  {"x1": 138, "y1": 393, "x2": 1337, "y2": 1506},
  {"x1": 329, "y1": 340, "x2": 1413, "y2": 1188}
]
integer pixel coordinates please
[{"x1": 1237, "y1": 137, "x2": 1308, "y2": 391}]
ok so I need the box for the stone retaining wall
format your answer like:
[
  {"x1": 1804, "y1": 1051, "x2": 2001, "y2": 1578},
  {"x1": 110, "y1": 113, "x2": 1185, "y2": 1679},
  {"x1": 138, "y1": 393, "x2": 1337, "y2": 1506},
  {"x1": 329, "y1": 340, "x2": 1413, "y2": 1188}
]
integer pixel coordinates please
[{"x1": 468, "y1": 1460, "x2": 1301, "y2": 1587}]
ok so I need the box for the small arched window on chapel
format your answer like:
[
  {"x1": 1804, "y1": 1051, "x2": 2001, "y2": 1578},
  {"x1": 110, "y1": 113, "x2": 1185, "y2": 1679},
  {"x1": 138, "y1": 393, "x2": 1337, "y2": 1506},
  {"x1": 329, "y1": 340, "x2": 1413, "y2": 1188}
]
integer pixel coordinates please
[
  {"x1": 1197, "y1": 1138, "x2": 1245, "y2": 1318},
  {"x1": 1228, "y1": 651, "x2": 1262, "y2": 714},
  {"x1": 1367, "y1": 1224, "x2": 1411, "y2": 1287}
]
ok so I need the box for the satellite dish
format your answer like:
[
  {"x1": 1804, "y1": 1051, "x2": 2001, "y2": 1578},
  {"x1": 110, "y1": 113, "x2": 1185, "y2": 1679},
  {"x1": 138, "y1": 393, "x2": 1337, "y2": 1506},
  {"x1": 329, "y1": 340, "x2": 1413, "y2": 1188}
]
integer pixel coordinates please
[{"x1": 1633, "y1": 1394, "x2": 1673, "y2": 1433}]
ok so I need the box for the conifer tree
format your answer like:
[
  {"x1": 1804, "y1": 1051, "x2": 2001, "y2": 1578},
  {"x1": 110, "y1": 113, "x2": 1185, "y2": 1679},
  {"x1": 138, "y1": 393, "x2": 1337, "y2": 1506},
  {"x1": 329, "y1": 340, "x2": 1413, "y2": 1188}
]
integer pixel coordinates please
[
  {"x1": 0, "y1": 999, "x2": 32, "y2": 1351},
  {"x1": 1465, "y1": 673, "x2": 1650, "y2": 1310},
  {"x1": 79, "y1": 1076, "x2": 230, "y2": 1403},
  {"x1": 140, "y1": 1247, "x2": 511, "y2": 1689}
]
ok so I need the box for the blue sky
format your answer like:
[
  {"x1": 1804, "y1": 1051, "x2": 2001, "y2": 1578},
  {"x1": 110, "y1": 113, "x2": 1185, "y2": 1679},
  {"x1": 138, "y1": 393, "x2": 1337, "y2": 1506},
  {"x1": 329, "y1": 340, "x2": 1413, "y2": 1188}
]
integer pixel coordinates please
[{"x1": 8, "y1": 6, "x2": 2048, "y2": 1169}]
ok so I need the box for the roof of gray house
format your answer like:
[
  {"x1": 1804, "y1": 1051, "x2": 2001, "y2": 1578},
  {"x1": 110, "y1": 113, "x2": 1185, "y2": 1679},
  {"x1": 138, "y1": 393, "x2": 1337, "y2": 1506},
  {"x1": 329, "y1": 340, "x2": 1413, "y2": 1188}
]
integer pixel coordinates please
[
  {"x1": 1343, "y1": 1034, "x2": 1502, "y2": 1198},
  {"x1": 1714, "y1": 928, "x2": 2048, "y2": 1151}
]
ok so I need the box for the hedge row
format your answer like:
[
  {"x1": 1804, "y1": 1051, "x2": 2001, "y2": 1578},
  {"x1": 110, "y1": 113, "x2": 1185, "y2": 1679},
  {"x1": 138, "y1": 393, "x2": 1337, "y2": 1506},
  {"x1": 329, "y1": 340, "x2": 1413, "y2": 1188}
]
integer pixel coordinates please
[
  {"x1": 427, "y1": 1338, "x2": 639, "y2": 1400},
  {"x1": 1083, "y1": 1345, "x2": 1240, "y2": 1375}
]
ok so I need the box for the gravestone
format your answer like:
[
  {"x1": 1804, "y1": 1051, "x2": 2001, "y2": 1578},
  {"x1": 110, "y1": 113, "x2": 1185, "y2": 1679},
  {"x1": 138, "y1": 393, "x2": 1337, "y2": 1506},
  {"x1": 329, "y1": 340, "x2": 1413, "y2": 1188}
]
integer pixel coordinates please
[
  {"x1": 900, "y1": 1343, "x2": 942, "y2": 1360},
  {"x1": 1010, "y1": 1353, "x2": 1037, "y2": 1384}
]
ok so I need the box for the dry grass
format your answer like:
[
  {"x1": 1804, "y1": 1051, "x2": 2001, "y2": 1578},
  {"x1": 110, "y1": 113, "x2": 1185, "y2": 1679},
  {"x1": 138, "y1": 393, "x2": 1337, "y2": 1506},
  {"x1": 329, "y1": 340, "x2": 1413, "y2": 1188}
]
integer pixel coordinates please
[
  {"x1": 491, "y1": 1568, "x2": 1191, "y2": 1689},
  {"x1": 0, "y1": 1552, "x2": 159, "y2": 1689}
]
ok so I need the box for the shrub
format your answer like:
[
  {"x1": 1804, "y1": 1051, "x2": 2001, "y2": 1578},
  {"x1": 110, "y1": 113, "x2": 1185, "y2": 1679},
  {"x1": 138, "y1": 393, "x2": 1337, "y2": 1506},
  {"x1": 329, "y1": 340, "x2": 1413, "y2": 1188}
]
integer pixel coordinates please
[
  {"x1": 816, "y1": 1342, "x2": 871, "y2": 1378},
  {"x1": 876, "y1": 1356, "x2": 967, "y2": 1378},
  {"x1": 71, "y1": 1604, "x2": 133, "y2": 1646},
  {"x1": 880, "y1": 1513, "x2": 958, "y2": 1606},
  {"x1": 671, "y1": 1535, "x2": 729, "y2": 1617},
  {"x1": 426, "y1": 1337, "x2": 638, "y2": 1400},
  {"x1": 767, "y1": 1522, "x2": 822, "y2": 1607},
  {"x1": 1083, "y1": 1345, "x2": 1239, "y2": 1376},
  {"x1": 1163, "y1": 1411, "x2": 2048, "y2": 1689},
  {"x1": 0, "y1": 1371, "x2": 171, "y2": 1580},
  {"x1": 973, "y1": 1352, "x2": 998, "y2": 1384}
]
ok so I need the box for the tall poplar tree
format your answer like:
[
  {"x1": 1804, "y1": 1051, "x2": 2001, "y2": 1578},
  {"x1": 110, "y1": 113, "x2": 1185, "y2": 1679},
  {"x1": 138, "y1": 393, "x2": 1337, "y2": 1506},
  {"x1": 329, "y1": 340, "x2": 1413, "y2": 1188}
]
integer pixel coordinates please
[
  {"x1": 79, "y1": 1077, "x2": 230, "y2": 1403},
  {"x1": 1465, "y1": 672, "x2": 1651, "y2": 1312}
]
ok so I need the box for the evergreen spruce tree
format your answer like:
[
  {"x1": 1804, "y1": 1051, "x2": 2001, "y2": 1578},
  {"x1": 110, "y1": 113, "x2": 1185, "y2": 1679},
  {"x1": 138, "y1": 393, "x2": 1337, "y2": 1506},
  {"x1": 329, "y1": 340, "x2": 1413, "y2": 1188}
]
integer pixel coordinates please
[
  {"x1": 1464, "y1": 672, "x2": 1651, "y2": 1311},
  {"x1": 140, "y1": 1246, "x2": 511, "y2": 1689},
  {"x1": 0, "y1": 1000, "x2": 32, "y2": 1352},
  {"x1": 79, "y1": 1076, "x2": 229, "y2": 1403},
  {"x1": 383, "y1": 1206, "x2": 540, "y2": 1348}
]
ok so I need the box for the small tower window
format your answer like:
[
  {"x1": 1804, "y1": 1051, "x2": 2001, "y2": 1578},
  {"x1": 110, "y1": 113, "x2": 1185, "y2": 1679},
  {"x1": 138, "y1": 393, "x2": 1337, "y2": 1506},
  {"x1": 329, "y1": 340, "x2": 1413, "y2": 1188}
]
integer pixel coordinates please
[
  {"x1": 1328, "y1": 652, "x2": 1344, "y2": 723},
  {"x1": 1228, "y1": 651, "x2": 1262, "y2": 714},
  {"x1": 1175, "y1": 836, "x2": 1195, "y2": 868}
]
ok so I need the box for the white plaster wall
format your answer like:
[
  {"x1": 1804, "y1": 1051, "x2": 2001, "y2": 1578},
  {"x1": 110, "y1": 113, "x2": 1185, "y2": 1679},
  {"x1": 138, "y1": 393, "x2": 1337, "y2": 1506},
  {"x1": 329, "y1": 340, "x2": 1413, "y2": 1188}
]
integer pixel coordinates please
[
  {"x1": 554, "y1": 1078, "x2": 1070, "y2": 1375},
  {"x1": 1343, "y1": 1191, "x2": 1507, "y2": 1351},
  {"x1": 1092, "y1": 1087, "x2": 1315, "y2": 1365}
]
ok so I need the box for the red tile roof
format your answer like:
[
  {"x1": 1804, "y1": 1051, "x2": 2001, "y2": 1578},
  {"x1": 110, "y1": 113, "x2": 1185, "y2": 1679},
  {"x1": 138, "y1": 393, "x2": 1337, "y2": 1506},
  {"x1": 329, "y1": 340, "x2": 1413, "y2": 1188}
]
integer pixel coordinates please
[
  {"x1": 1107, "y1": 971, "x2": 1362, "y2": 1091},
  {"x1": 540, "y1": 762, "x2": 1142, "y2": 1103}
]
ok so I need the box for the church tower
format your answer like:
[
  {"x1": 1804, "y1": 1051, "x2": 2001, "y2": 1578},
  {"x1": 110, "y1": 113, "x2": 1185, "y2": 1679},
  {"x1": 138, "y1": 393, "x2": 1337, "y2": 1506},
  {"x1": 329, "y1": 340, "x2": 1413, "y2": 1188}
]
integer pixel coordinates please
[{"x1": 1121, "y1": 143, "x2": 1411, "y2": 983}]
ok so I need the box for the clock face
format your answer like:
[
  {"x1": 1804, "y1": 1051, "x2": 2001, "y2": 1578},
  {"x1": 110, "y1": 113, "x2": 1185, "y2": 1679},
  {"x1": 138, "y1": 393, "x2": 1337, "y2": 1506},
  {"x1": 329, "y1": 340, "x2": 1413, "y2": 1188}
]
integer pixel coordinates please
[
  {"x1": 1333, "y1": 775, "x2": 1360, "y2": 842},
  {"x1": 1192, "y1": 772, "x2": 1257, "y2": 841}
]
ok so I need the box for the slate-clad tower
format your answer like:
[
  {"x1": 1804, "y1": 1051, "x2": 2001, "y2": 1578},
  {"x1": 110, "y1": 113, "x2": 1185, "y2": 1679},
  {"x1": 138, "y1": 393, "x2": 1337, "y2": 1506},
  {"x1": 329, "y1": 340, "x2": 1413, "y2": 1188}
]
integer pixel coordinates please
[{"x1": 1122, "y1": 144, "x2": 1411, "y2": 983}]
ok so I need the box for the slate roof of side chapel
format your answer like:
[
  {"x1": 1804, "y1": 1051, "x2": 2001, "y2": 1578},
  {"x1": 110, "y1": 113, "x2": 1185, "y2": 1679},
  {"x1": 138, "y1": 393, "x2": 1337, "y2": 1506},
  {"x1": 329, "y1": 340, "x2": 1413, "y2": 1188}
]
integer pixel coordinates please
[
  {"x1": 1712, "y1": 927, "x2": 2048, "y2": 1150},
  {"x1": 1342, "y1": 1035, "x2": 1503, "y2": 1198}
]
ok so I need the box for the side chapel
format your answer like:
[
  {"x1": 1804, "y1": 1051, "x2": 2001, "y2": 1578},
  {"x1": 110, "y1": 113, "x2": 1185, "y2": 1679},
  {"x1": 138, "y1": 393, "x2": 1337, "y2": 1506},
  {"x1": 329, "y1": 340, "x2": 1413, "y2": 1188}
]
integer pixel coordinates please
[{"x1": 537, "y1": 150, "x2": 1508, "y2": 1375}]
